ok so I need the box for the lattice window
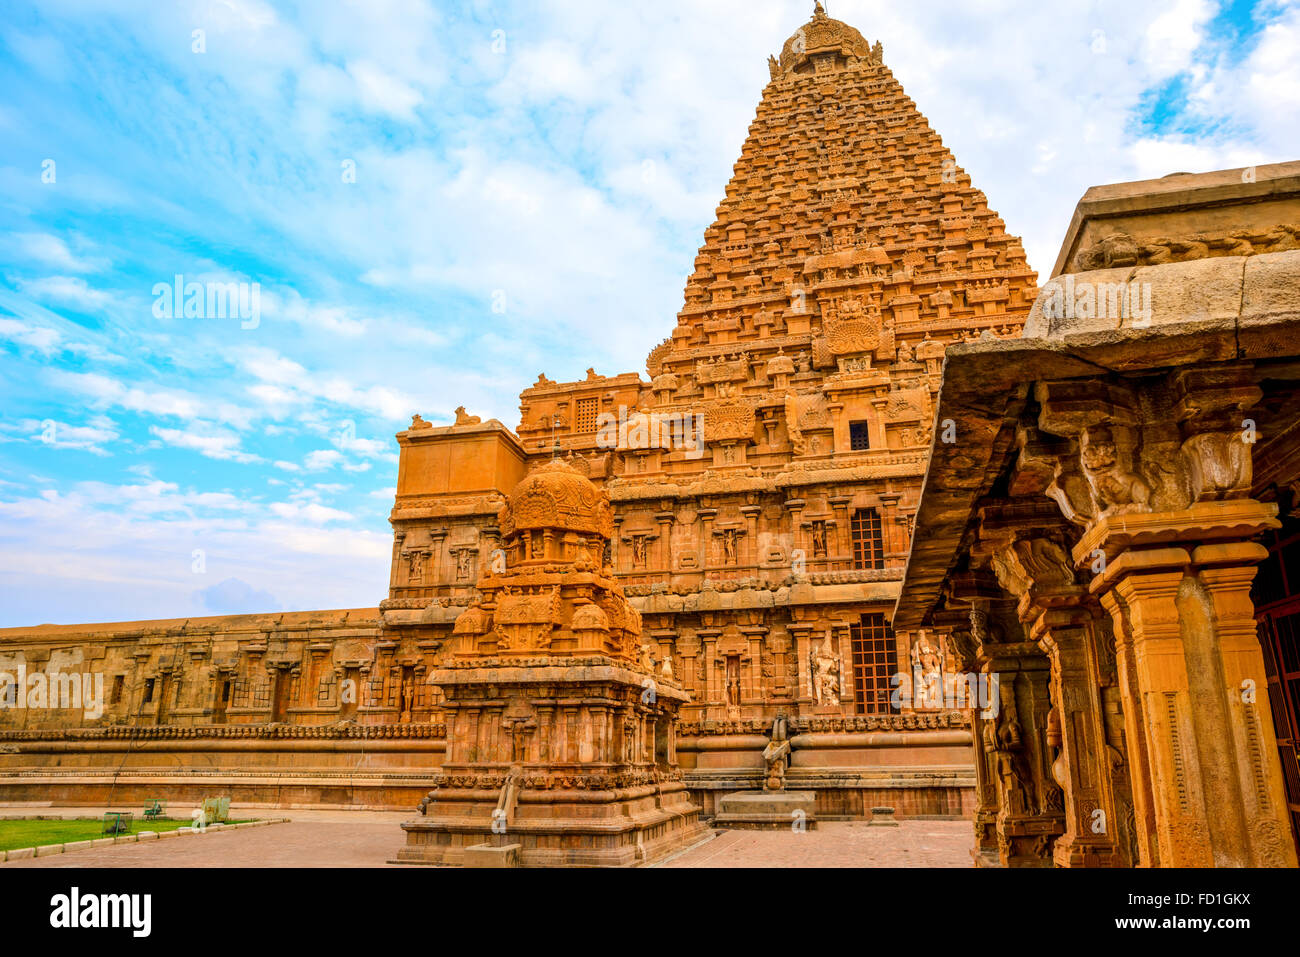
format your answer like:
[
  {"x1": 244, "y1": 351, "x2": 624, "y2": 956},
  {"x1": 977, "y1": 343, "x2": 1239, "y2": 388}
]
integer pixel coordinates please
[
  {"x1": 250, "y1": 676, "x2": 271, "y2": 708},
  {"x1": 369, "y1": 673, "x2": 394, "y2": 708},
  {"x1": 850, "y1": 613, "x2": 897, "y2": 715},
  {"x1": 575, "y1": 397, "x2": 599, "y2": 433},
  {"x1": 318, "y1": 672, "x2": 337, "y2": 704},
  {"x1": 851, "y1": 508, "x2": 885, "y2": 569},
  {"x1": 849, "y1": 420, "x2": 871, "y2": 451}
]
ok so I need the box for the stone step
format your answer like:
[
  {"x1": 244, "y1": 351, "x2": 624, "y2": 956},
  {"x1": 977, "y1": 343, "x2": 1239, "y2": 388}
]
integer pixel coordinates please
[{"x1": 714, "y1": 790, "x2": 818, "y2": 830}]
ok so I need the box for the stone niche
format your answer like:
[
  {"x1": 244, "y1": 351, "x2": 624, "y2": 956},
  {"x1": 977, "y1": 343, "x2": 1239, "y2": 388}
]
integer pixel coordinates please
[{"x1": 393, "y1": 460, "x2": 709, "y2": 866}]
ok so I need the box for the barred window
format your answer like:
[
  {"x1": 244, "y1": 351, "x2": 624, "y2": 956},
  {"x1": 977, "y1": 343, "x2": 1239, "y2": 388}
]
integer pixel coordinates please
[
  {"x1": 849, "y1": 420, "x2": 871, "y2": 451},
  {"x1": 851, "y1": 613, "x2": 897, "y2": 715},
  {"x1": 575, "y1": 397, "x2": 599, "y2": 433},
  {"x1": 851, "y1": 508, "x2": 885, "y2": 570}
]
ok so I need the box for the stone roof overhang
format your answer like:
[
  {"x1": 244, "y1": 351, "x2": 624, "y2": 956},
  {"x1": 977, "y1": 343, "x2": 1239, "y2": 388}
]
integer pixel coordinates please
[
  {"x1": 892, "y1": 255, "x2": 1300, "y2": 630},
  {"x1": 1051, "y1": 160, "x2": 1300, "y2": 278}
]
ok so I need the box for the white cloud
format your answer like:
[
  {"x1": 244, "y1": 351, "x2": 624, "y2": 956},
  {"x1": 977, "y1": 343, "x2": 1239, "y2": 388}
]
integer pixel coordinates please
[
  {"x1": 269, "y1": 501, "x2": 353, "y2": 523},
  {"x1": 53, "y1": 370, "x2": 257, "y2": 431},
  {"x1": 149, "y1": 426, "x2": 262, "y2": 464},
  {"x1": 13, "y1": 233, "x2": 100, "y2": 272},
  {"x1": 0, "y1": 478, "x2": 388, "y2": 624},
  {"x1": 1143, "y1": 0, "x2": 1216, "y2": 80},
  {"x1": 347, "y1": 60, "x2": 424, "y2": 120},
  {"x1": 303, "y1": 449, "x2": 343, "y2": 470},
  {"x1": 1, "y1": 417, "x2": 118, "y2": 454},
  {"x1": 17, "y1": 276, "x2": 111, "y2": 310},
  {"x1": 0, "y1": 317, "x2": 60, "y2": 352}
]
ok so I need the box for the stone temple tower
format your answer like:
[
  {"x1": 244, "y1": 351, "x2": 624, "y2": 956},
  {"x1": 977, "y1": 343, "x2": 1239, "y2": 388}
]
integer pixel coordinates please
[{"x1": 394, "y1": 460, "x2": 709, "y2": 866}]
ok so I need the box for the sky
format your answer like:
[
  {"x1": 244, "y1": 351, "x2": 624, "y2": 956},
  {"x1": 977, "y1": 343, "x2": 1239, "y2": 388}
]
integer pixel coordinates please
[{"x1": 0, "y1": 0, "x2": 1297, "y2": 627}]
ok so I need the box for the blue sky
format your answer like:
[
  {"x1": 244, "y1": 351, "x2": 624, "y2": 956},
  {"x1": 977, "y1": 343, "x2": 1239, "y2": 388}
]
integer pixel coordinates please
[{"x1": 1, "y1": 0, "x2": 1297, "y2": 627}]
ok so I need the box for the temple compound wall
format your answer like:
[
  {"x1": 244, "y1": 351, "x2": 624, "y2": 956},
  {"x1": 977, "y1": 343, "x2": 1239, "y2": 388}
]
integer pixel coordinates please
[
  {"x1": 1, "y1": 7, "x2": 1030, "y2": 821},
  {"x1": 0, "y1": 611, "x2": 457, "y2": 807}
]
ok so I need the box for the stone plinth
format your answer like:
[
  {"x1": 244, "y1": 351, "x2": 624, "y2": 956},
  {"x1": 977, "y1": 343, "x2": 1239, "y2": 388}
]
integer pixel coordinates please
[
  {"x1": 714, "y1": 790, "x2": 817, "y2": 830},
  {"x1": 393, "y1": 659, "x2": 710, "y2": 867},
  {"x1": 463, "y1": 843, "x2": 521, "y2": 868}
]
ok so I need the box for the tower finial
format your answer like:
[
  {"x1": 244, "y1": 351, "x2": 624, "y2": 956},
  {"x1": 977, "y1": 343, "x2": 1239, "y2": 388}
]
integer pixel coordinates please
[{"x1": 814, "y1": 1, "x2": 826, "y2": 16}]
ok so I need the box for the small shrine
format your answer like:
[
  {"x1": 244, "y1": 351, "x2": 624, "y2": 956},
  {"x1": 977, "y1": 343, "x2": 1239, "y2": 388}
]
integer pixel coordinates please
[{"x1": 394, "y1": 459, "x2": 709, "y2": 866}]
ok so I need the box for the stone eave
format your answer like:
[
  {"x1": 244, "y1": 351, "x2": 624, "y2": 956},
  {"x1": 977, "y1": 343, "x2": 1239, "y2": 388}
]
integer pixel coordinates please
[
  {"x1": 397, "y1": 416, "x2": 523, "y2": 448},
  {"x1": 1051, "y1": 160, "x2": 1300, "y2": 278},
  {"x1": 892, "y1": 295, "x2": 1300, "y2": 630}
]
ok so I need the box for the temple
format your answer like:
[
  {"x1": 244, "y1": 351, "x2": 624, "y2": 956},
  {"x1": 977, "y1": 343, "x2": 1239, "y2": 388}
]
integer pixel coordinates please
[{"x1": 2, "y1": 5, "x2": 1298, "y2": 868}]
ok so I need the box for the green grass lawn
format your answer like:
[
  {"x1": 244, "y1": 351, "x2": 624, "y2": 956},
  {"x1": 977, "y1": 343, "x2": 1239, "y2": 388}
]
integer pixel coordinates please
[{"x1": 0, "y1": 817, "x2": 244, "y2": 852}]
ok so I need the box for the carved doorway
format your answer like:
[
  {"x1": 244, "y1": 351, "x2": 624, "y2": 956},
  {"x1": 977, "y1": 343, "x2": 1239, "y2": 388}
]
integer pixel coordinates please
[
  {"x1": 1253, "y1": 513, "x2": 1300, "y2": 858},
  {"x1": 270, "y1": 670, "x2": 293, "y2": 723},
  {"x1": 340, "y1": 667, "x2": 360, "y2": 719},
  {"x1": 155, "y1": 675, "x2": 172, "y2": 725},
  {"x1": 213, "y1": 678, "x2": 231, "y2": 724}
]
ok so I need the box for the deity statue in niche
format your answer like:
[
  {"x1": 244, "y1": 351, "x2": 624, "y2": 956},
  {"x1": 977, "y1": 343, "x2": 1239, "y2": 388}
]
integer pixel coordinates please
[
  {"x1": 722, "y1": 528, "x2": 738, "y2": 565},
  {"x1": 725, "y1": 656, "x2": 741, "y2": 708},
  {"x1": 987, "y1": 693, "x2": 1033, "y2": 818},
  {"x1": 811, "y1": 638, "x2": 842, "y2": 706},
  {"x1": 408, "y1": 551, "x2": 424, "y2": 583},
  {"x1": 399, "y1": 668, "x2": 415, "y2": 720},
  {"x1": 811, "y1": 521, "x2": 827, "y2": 557},
  {"x1": 632, "y1": 535, "x2": 648, "y2": 567},
  {"x1": 456, "y1": 549, "x2": 473, "y2": 581}
]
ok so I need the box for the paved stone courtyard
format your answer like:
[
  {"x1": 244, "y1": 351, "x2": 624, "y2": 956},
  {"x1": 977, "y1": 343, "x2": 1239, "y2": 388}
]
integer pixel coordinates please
[
  {"x1": 661, "y1": 820, "x2": 973, "y2": 868},
  {"x1": 0, "y1": 807, "x2": 972, "y2": 868}
]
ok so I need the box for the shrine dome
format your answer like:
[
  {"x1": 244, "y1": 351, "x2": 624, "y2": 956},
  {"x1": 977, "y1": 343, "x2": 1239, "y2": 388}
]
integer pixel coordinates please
[
  {"x1": 571, "y1": 601, "x2": 610, "y2": 634},
  {"x1": 775, "y1": 3, "x2": 875, "y2": 76},
  {"x1": 498, "y1": 459, "x2": 614, "y2": 540}
]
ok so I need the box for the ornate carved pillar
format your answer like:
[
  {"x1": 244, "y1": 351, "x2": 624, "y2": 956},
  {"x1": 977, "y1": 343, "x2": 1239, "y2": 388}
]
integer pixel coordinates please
[
  {"x1": 741, "y1": 505, "x2": 761, "y2": 568},
  {"x1": 935, "y1": 598, "x2": 997, "y2": 864},
  {"x1": 991, "y1": 534, "x2": 1128, "y2": 867},
  {"x1": 1028, "y1": 366, "x2": 1298, "y2": 867},
  {"x1": 655, "y1": 510, "x2": 673, "y2": 573},
  {"x1": 981, "y1": 629, "x2": 1063, "y2": 867},
  {"x1": 828, "y1": 496, "x2": 852, "y2": 564},
  {"x1": 784, "y1": 498, "x2": 806, "y2": 563}
]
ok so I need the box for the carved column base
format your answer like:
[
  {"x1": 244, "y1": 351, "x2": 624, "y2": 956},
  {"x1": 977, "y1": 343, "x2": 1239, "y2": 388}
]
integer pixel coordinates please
[
  {"x1": 997, "y1": 814, "x2": 1064, "y2": 867},
  {"x1": 1052, "y1": 836, "x2": 1122, "y2": 868}
]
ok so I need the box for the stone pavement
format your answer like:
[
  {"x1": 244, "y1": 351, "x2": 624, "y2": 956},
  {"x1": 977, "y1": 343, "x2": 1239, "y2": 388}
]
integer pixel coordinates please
[
  {"x1": 1, "y1": 809, "x2": 411, "y2": 868},
  {"x1": 0, "y1": 808, "x2": 972, "y2": 868},
  {"x1": 660, "y1": 820, "x2": 974, "y2": 868}
]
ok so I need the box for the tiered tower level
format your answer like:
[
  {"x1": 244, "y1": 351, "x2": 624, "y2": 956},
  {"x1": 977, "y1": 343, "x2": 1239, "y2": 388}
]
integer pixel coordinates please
[{"x1": 385, "y1": 5, "x2": 1037, "y2": 760}]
